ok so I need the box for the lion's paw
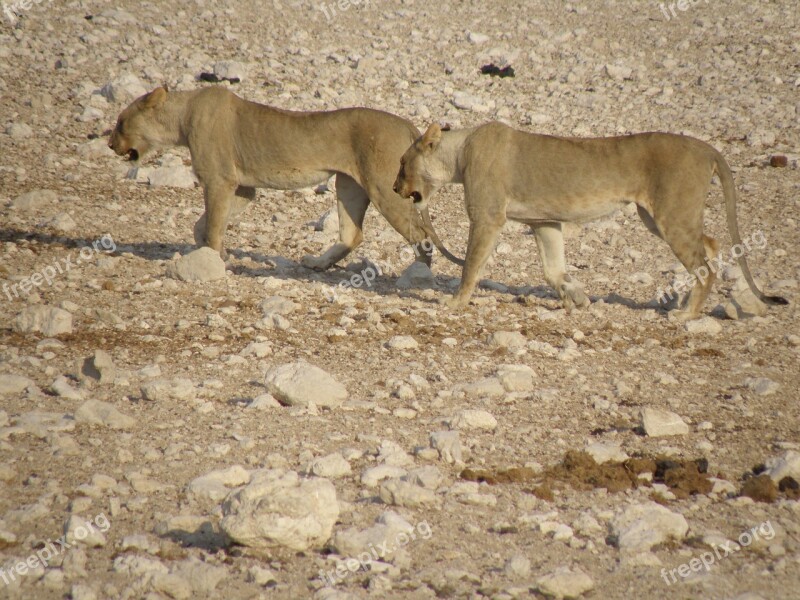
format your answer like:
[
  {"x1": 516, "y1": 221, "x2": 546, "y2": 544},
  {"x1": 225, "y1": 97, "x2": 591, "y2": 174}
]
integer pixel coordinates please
[
  {"x1": 301, "y1": 255, "x2": 329, "y2": 271},
  {"x1": 442, "y1": 295, "x2": 468, "y2": 310},
  {"x1": 669, "y1": 309, "x2": 699, "y2": 323},
  {"x1": 561, "y1": 280, "x2": 590, "y2": 310}
]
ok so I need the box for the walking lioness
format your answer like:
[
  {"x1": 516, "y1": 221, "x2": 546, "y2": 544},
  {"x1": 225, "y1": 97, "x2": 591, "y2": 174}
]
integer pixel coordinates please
[
  {"x1": 108, "y1": 86, "x2": 460, "y2": 269},
  {"x1": 393, "y1": 122, "x2": 787, "y2": 320}
]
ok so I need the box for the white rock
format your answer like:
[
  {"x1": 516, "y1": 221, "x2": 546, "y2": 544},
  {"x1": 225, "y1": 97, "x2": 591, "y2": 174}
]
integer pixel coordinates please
[
  {"x1": 496, "y1": 364, "x2": 536, "y2": 392},
  {"x1": 536, "y1": 566, "x2": 594, "y2": 598},
  {"x1": 332, "y1": 511, "x2": 415, "y2": 558},
  {"x1": 361, "y1": 464, "x2": 408, "y2": 488},
  {"x1": 6, "y1": 122, "x2": 33, "y2": 139},
  {"x1": 214, "y1": 60, "x2": 246, "y2": 81},
  {"x1": 220, "y1": 469, "x2": 339, "y2": 551},
  {"x1": 640, "y1": 407, "x2": 689, "y2": 437},
  {"x1": 12, "y1": 189, "x2": 58, "y2": 210},
  {"x1": 166, "y1": 248, "x2": 226, "y2": 282},
  {"x1": 396, "y1": 263, "x2": 435, "y2": 289},
  {"x1": 311, "y1": 453, "x2": 352, "y2": 479},
  {"x1": 429, "y1": 430, "x2": 463, "y2": 464},
  {"x1": 684, "y1": 317, "x2": 722, "y2": 335},
  {"x1": 379, "y1": 478, "x2": 438, "y2": 508},
  {"x1": 764, "y1": 451, "x2": 800, "y2": 482},
  {"x1": 77, "y1": 138, "x2": 114, "y2": 158},
  {"x1": 447, "y1": 409, "x2": 498, "y2": 431},
  {"x1": 265, "y1": 361, "x2": 348, "y2": 408},
  {"x1": 605, "y1": 64, "x2": 632, "y2": 81},
  {"x1": 248, "y1": 394, "x2": 281, "y2": 409},
  {"x1": 377, "y1": 440, "x2": 414, "y2": 467},
  {"x1": 148, "y1": 166, "x2": 197, "y2": 188},
  {"x1": 100, "y1": 73, "x2": 147, "y2": 104},
  {"x1": 314, "y1": 208, "x2": 339, "y2": 234},
  {"x1": 260, "y1": 296, "x2": 298, "y2": 317},
  {"x1": 724, "y1": 288, "x2": 767, "y2": 319},
  {"x1": 64, "y1": 515, "x2": 107, "y2": 547},
  {"x1": 152, "y1": 573, "x2": 192, "y2": 599},
  {"x1": 248, "y1": 565, "x2": 277, "y2": 587},
  {"x1": 39, "y1": 212, "x2": 77, "y2": 232},
  {"x1": 572, "y1": 514, "x2": 603, "y2": 536},
  {"x1": 70, "y1": 584, "x2": 97, "y2": 600},
  {"x1": 385, "y1": 335, "x2": 419, "y2": 350},
  {"x1": 612, "y1": 502, "x2": 688, "y2": 554},
  {"x1": 0, "y1": 374, "x2": 37, "y2": 396},
  {"x1": 585, "y1": 441, "x2": 628, "y2": 464},
  {"x1": 467, "y1": 31, "x2": 489, "y2": 44},
  {"x1": 113, "y1": 554, "x2": 169, "y2": 577},
  {"x1": 140, "y1": 378, "x2": 195, "y2": 402},
  {"x1": 120, "y1": 534, "x2": 160, "y2": 555},
  {"x1": 744, "y1": 377, "x2": 780, "y2": 396},
  {"x1": 240, "y1": 342, "x2": 272, "y2": 358},
  {"x1": 77, "y1": 106, "x2": 104, "y2": 122},
  {"x1": 11, "y1": 411, "x2": 73, "y2": 438},
  {"x1": 187, "y1": 465, "x2": 251, "y2": 505},
  {"x1": 81, "y1": 349, "x2": 116, "y2": 384},
  {"x1": 13, "y1": 305, "x2": 73, "y2": 336},
  {"x1": 51, "y1": 376, "x2": 85, "y2": 400},
  {"x1": 403, "y1": 466, "x2": 444, "y2": 490},
  {"x1": 74, "y1": 400, "x2": 135, "y2": 430},
  {"x1": 452, "y1": 91, "x2": 492, "y2": 112},
  {"x1": 488, "y1": 331, "x2": 526, "y2": 350},
  {"x1": 505, "y1": 554, "x2": 531, "y2": 579}
]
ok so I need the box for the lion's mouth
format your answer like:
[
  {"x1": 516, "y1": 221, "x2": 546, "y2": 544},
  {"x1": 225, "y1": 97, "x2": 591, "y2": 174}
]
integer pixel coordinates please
[
  {"x1": 410, "y1": 191, "x2": 423, "y2": 203},
  {"x1": 127, "y1": 148, "x2": 139, "y2": 161}
]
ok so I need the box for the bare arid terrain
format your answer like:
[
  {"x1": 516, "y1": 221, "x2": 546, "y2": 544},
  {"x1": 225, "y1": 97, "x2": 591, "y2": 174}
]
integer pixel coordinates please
[{"x1": 1, "y1": 1, "x2": 799, "y2": 599}]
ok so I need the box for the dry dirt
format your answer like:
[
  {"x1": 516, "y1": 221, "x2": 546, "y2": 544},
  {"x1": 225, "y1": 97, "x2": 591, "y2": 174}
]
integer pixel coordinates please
[{"x1": 1, "y1": 1, "x2": 799, "y2": 599}]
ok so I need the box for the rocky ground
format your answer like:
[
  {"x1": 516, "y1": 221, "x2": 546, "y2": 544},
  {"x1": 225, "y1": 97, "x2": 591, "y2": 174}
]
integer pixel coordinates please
[{"x1": 1, "y1": 0, "x2": 799, "y2": 599}]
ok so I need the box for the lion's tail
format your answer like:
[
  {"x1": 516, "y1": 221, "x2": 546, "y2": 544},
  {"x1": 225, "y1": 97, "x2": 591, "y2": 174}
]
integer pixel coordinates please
[{"x1": 712, "y1": 151, "x2": 787, "y2": 306}]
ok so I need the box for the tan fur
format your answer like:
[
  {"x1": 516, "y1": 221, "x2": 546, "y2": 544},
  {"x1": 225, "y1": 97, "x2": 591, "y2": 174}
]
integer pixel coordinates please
[
  {"x1": 394, "y1": 122, "x2": 787, "y2": 320},
  {"x1": 109, "y1": 86, "x2": 434, "y2": 269}
]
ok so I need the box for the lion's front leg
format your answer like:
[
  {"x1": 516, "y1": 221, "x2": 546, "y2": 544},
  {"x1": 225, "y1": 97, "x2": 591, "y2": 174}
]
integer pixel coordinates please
[
  {"x1": 445, "y1": 220, "x2": 503, "y2": 309},
  {"x1": 195, "y1": 184, "x2": 253, "y2": 259},
  {"x1": 200, "y1": 182, "x2": 237, "y2": 257},
  {"x1": 532, "y1": 223, "x2": 590, "y2": 311}
]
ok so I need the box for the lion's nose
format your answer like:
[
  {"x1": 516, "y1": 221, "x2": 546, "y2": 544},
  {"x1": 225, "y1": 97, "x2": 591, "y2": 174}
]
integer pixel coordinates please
[{"x1": 392, "y1": 182, "x2": 399, "y2": 194}]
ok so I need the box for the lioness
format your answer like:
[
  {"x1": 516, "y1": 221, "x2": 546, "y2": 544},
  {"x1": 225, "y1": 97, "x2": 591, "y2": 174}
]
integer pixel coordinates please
[
  {"x1": 393, "y1": 122, "x2": 787, "y2": 320},
  {"x1": 108, "y1": 86, "x2": 460, "y2": 269}
]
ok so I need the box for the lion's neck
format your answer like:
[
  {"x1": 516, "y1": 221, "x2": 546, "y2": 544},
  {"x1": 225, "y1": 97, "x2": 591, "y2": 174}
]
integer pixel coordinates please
[
  {"x1": 158, "y1": 91, "x2": 196, "y2": 147},
  {"x1": 441, "y1": 128, "x2": 478, "y2": 184}
]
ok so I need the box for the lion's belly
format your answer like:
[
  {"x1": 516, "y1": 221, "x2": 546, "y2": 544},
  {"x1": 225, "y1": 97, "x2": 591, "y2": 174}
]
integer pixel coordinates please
[
  {"x1": 239, "y1": 169, "x2": 333, "y2": 190},
  {"x1": 506, "y1": 193, "x2": 629, "y2": 224}
]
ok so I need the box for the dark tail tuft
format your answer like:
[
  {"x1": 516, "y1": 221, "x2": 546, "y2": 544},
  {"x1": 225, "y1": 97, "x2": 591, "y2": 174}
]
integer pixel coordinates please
[{"x1": 765, "y1": 295, "x2": 789, "y2": 306}]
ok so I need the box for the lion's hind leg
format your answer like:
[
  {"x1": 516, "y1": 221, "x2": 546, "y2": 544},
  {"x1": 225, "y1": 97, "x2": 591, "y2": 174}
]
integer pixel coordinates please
[
  {"x1": 653, "y1": 208, "x2": 716, "y2": 322},
  {"x1": 302, "y1": 173, "x2": 369, "y2": 271}
]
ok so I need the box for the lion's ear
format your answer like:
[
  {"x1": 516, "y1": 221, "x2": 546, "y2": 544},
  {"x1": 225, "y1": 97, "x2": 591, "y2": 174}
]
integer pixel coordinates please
[
  {"x1": 421, "y1": 123, "x2": 442, "y2": 151},
  {"x1": 144, "y1": 86, "x2": 168, "y2": 109}
]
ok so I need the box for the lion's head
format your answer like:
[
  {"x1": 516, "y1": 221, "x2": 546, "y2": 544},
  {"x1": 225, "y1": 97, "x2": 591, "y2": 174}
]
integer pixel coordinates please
[{"x1": 108, "y1": 86, "x2": 170, "y2": 161}]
